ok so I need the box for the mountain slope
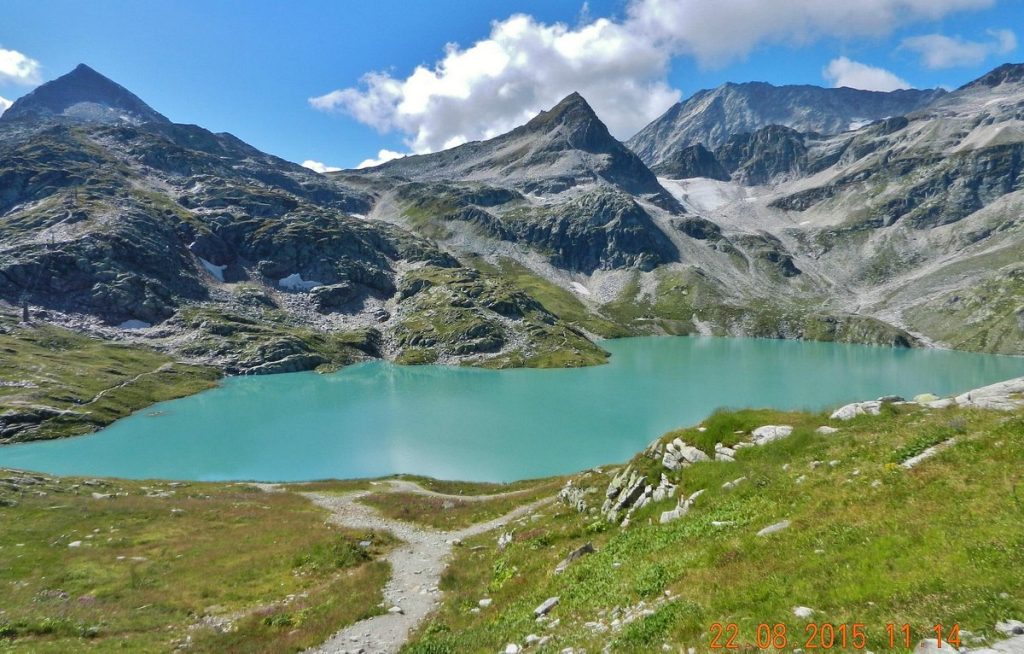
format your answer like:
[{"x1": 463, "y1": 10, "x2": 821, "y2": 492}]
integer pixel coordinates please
[
  {"x1": 0, "y1": 63, "x2": 169, "y2": 125},
  {"x1": 361, "y1": 92, "x2": 678, "y2": 207},
  {"x1": 0, "y1": 65, "x2": 608, "y2": 407},
  {"x1": 627, "y1": 81, "x2": 945, "y2": 168}
]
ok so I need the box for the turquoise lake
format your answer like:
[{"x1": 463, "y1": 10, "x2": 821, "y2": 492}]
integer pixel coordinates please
[{"x1": 2, "y1": 336, "x2": 1024, "y2": 482}]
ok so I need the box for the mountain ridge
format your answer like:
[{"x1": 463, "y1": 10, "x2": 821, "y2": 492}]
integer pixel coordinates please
[{"x1": 626, "y1": 80, "x2": 946, "y2": 169}]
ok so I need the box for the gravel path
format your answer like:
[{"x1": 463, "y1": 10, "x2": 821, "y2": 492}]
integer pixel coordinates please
[{"x1": 301, "y1": 481, "x2": 553, "y2": 654}]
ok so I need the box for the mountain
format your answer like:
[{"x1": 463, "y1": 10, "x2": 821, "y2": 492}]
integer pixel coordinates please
[
  {"x1": 6, "y1": 61, "x2": 1024, "y2": 443},
  {"x1": 346, "y1": 92, "x2": 685, "y2": 275},
  {"x1": 0, "y1": 65, "x2": 607, "y2": 399},
  {"x1": 626, "y1": 81, "x2": 945, "y2": 169},
  {"x1": 0, "y1": 63, "x2": 169, "y2": 125},
  {"x1": 361, "y1": 92, "x2": 678, "y2": 207}
]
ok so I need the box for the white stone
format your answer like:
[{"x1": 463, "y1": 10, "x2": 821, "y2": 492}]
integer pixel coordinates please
[
  {"x1": 679, "y1": 445, "x2": 710, "y2": 463},
  {"x1": 479, "y1": 598, "x2": 492, "y2": 608},
  {"x1": 830, "y1": 401, "x2": 881, "y2": 421},
  {"x1": 996, "y1": 620, "x2": 1024, "y2": 636},
  {"x1": 752, "y1": 425, "x2": 793, "y2": 445},
  {"x1": 68, "y1": 540, "x2": 82, "y2": 548},
  {"x1": 756, "y1": 520, "x2": 791, "y2": 537},
  {"x1": 815, "y1": 426, "x2": 839, "y2": 434},
  {"x1": 793, "y1": 606, "x2": 815, "y2": 619},
  {"x1": 504, "y1": 644, "x2": 521, "y2": 654}
]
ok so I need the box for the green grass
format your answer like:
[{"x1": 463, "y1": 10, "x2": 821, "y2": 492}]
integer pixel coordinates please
[
  {"x1": 403, "y1": 405, "x2": 1024, "y2": 653},
  {"x1": 904, "y1": 263, "x2": 1024, "y2": 355},
  {"x1": 0, "y1": 315, "x2": 220, "y2": 442},
  {"x1": 392, "y1": 265, "x2": 609, "y2": 369},
  {"x1": 0, "y1": 475, "x2": 395, "y2": 653},
  {"x1": 394, "y1": 475, "x2": 560, "y2": 496},
  {"x1": 474, "y1": 258, "x2": 629, "y2": 338}
]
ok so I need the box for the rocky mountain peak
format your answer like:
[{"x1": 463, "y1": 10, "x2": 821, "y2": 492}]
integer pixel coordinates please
[
  {"x1": 958, "y1": 62, "x2": 1024, "y2": 90},
  {"x1": 0, "y1": 63, "x2": 169, "y2": 125},
  {"x1": 518, "y1": 91, "x2": 615, "y2": 152}
]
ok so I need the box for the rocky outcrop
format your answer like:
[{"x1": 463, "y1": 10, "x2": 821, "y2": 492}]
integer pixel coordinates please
[
  {"x1": 659, "y1": 488, "x2": 704, "y2": 524},
  {"x1": 493, "y1": 191, "x2": 679, "y2": 274},
  {"x1": 660, "y1": 437, "x2": 710, "y2": 470},
  {"x1": 600, "y1": 464, "x2": 679, "y2": 525},
  {"x1": 714, "y1": 125, "x2": 810, "y2": 185},
  {"x1": 651, "y1": 143, "x2": 730, "y2": 180}
]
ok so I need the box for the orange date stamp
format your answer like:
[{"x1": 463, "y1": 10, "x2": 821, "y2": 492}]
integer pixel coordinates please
[{"x1": 709, "y1": 622, "x2": 962, "y2": 650}]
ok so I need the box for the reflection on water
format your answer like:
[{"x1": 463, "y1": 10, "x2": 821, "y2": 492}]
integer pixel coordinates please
[{"x1": 1, "y1": 336, "x2": 1022, "y2": 482}]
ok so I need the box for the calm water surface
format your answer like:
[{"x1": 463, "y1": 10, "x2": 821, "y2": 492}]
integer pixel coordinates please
[{"x1": 2, "y1": 336, "x2": 1023, "y2": 482}]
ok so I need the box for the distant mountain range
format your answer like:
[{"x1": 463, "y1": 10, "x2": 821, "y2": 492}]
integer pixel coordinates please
[{"x1": 2, "y1": 60, "x2": 1024, "y2": 417}]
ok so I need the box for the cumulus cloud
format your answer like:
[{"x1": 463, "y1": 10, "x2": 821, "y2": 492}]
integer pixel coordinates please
[
  {"x1": 301, "y1": 159, "x2": 342, "y2": 173},
  {"x1": 356, "y1": 149, "x2": 407, "y2": 169},
  {"x1": 312, "y1": 13, "x2": 680, "y2": 152},
  {"x1": 823, "y1": 56, "x2": 911, "y2": 91},
  {"x1": 0, "y1": 47, "x2": 41, "y2": 85},
  {"x1": 0, "y1": 95, "x2": 11, "y2": 115},
  {"x1": 901, "y1": 28, "x2": 1017, "y2": 69},
  {"x1": 313, "y1": 0, "x2": 994, "y2": 153}
]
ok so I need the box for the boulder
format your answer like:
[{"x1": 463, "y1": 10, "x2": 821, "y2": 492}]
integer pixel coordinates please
[
  {"x1": 830, "y1": 401, "x2": 881, "y2": 421},
  {"x1": 752, "y1": 425, "x2": 793, "y2": 445},
  {"x1": 310, "y1": 282, "x2": 357, "y2": 313},
  {"x1": 534, "y1": 596, "x2": 559, "y2": 617},
  {"x1": 996, "y1": 620, "x2": 1024, "y2": 636}
]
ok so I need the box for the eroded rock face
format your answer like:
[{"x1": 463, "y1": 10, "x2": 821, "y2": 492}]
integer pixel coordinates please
[{"x1": 652, "y1": 143, "x2": 730, "y2": 180}]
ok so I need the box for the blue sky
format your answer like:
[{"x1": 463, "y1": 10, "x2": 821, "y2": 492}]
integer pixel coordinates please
[{"x1": 1, "y1": 0, "x2": 1021, "y2": 169}]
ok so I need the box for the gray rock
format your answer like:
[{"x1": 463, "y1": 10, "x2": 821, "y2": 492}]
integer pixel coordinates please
[
  {"x1": 752, "y1": 425, "x2": 793, "y2": 445},
  {"x1": 815, "y1": 426, "x2": 839, "y2": 434},
  {"x1": 534, "y1": 596, "x2": 559, "y2": 617},
  {"x1": 555, "y1": 542, "x2": 595, "y2": 574},
  {"x1": 996, "y1": 620, "x2": 1024, "y2": 636},
  {"x1": 830, "y1": 401, "x2": 881, "y2": 421}
]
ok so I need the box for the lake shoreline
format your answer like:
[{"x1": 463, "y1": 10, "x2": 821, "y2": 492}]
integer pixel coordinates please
[{"x1": 4, "y1": 336, "x2": 1024, "y2": 482}]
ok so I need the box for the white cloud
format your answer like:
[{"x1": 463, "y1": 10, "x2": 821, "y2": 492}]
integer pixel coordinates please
[
  {"x1": 0, "y1": 47, "x2": 41, "y2": 85},
  {"x1": 823, "y1": 56, "x2": 911, "y2": 91},
  {"x1": 901, "y1": 28, "x2": 1017, "y2": 69},
  {"x1": 356, "y1": 149, "x2": 407, "y2": 169},
  {"x1": 0, "y1": 95, "x2": 11, "y2": 115},
  {"x1": 313, "y1": 0, "x2": 994, "y2": 153},
  {"x1": 312, "y1": 13, "x2": 680, "y2": 152},
  {"x1": 625, "y1": 0, "x2": 994, "y2": 67},
  {"x1": 301, "y1": 159, "x2": 342, "y2": 173}
]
